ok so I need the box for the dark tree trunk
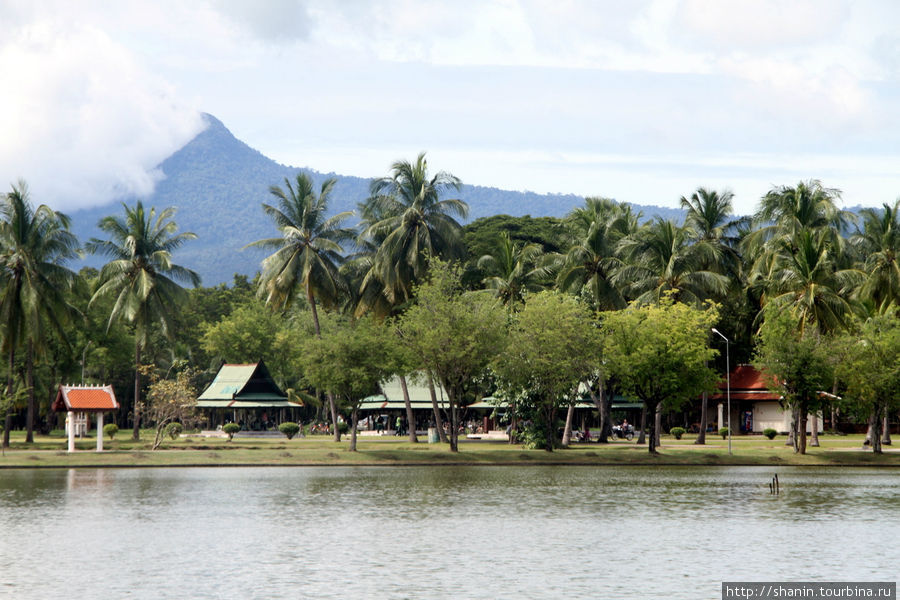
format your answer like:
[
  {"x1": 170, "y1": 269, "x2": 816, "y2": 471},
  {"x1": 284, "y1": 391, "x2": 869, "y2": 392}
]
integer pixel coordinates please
[
  {"x1": 637, "y1": 404, "x2": 647, "y2": 445},
  {"x1": 398, "y1": 375, "x2": 417, "y2": 443},
  {"x1": 349, "y1": 404, "x2": 359, "y2": 452},
  {"x1": 3, "y1": 346, "x2": 14, "y2": 449},
  {"x1": 871, "y1": 410, "x2": 883, "y2": 454},
  {"x1": 595, "y1": 378, "x2": 612, "y2": 443},
  {"x1": 654, "y1": 403, "x2": 662, "y2": 448},
  {"x1": 132, "y1": 341, "x2": 142, "y2": 440},
  {"x1": 647, "y1": 401, "x2": 659, "y2": 454},
  {"x1": 695, "y1": 391, "x2": 708, "y2": 445},
  {"x1": 25, "y1": 340, "x2": 34, "y2": 444},
  {"x1": 544, "y1": 402, "x2": 557, "y2": 452},
  {"x1": 798, "y1": 413, "x2": 808, "y2": 455},
  {"x1": 427, "y1": 374, "x2": 448, "y2": 443},
  {"x1": 448, "y1": 393, "x2": 459, "y2": 452}
]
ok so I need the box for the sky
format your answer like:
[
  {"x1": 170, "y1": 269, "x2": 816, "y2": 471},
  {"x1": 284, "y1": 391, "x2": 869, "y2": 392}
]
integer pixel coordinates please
[{"x1": 2, "y1": 0, "x2": 900, "y2": 216}]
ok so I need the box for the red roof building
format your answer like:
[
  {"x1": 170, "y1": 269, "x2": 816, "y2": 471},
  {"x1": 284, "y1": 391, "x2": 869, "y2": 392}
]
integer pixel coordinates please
[
  {"x1": 52, "y1": 385, "x2": 119, "y2": 412},
  {"x1": 710, "y1": 365, "x2": 781, "y2": 402},
  {"x1": 52, "y1": 385, "x2": 118, "y2": 453}
]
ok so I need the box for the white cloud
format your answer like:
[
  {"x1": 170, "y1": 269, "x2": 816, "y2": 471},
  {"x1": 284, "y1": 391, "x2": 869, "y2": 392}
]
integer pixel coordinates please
[{"x1": 0, "y1": 14, "x2": 205, "y2": 210}]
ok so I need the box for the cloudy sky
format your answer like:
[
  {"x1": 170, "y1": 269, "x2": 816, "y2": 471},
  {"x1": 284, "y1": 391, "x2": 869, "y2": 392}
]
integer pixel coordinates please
[{"x1": 2, "y1": 0, "x2": 900, "y2": 215}]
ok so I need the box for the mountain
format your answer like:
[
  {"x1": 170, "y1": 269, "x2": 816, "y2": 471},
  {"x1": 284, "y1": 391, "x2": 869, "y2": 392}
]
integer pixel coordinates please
[{"x1": 71, "y1": 114, "x2": 685, "y2": 284}]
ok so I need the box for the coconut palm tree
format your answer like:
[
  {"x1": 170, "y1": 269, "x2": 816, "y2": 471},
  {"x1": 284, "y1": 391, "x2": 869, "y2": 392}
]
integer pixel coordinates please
[
  {"x1": 356, "y1": 153, "x2": 467, "y2": 443},
  {"x1": 245, "y1": 173, "x2": 354, "y2": 441},
  {"x1": 851, "y1": 200, "x2": 900, "y2": 313},
  {"x1": 764, "y1": 229, "x2": 864, "y2": 334},
  {"x1": 359, "y1": 152, "x2": 467, "y2": 306},
  {"x1": 616, "y1": 218, "x2": 729, "y2": 306},
  {"x1": 477, "y1": 232, "x2": 549, "y2": 309},
  {"x1": 557, "y1": 198, "x2": 637, "y2": 311},
  {"x1": 0, "y1": 180, "x2": 79, "y2": 446},
  {"x1": 86, "y1": 201, "x2": 199, "y2": 440}
]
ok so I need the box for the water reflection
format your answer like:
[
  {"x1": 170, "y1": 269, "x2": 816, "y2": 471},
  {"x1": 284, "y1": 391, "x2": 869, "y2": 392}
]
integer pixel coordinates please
[{"x1": 0, "y1": 466, "x2": 897, "y2": 599}]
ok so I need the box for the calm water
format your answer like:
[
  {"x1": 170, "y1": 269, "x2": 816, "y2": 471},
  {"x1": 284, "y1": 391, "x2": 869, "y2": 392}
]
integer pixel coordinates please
[{"x1": 0, "y1": 466, "x2": 897, "y2": 599}]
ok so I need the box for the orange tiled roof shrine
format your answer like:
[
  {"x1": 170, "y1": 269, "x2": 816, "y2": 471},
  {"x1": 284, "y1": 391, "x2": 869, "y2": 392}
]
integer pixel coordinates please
[{"x1": 52, "y1": 385, "x2": 119, "y2": 412}]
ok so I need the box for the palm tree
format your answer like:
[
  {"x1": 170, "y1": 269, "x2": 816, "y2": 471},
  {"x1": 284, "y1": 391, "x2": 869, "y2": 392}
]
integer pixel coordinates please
[
  {"x1": 764, "y1": 229, "x2": 864, "y2": 334},
  {"x1": 557, "y1": 198, "x2": 637, "y2": 311},
  {"x1": 86, "y1": 201, "x2": 200, "y2": 440},
  {"x1": 616, "y1": 218, "x2": 729, "y2": 306},
  {"x1": 0, "y1": 180, "x2": 79, "y2": 446},
  {"x1": 357, "y1": 153, "x2": 468, "y2": 443},
  {"x1": 477, "y1": 232, "x2": 549, "y2": 309},
  {"x1": 245, "y1": 173, "x2": 353, "y2": 441},
  {"x1": 851, "y1": 200, "x2": 900, "y2": 313},
  {"x1": 359, "y1": 152, "x2": 468, "y2": 306}
]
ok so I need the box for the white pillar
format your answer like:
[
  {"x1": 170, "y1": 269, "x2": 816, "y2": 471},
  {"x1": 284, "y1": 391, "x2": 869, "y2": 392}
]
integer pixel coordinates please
[
  {"x1": 96, "y1": 412, "x2": 104, "y2": 452},
  {"x1": 717, "y1": 403, "x2": 724, "y2": 430},
  {"x1": 67, "y1": 411, "x2": 75, "y2": 453}
]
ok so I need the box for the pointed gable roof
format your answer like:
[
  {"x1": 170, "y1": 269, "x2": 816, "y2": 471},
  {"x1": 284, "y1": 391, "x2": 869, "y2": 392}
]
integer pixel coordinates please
[
  {"x1": 197, "y1": 361, "x2": 296, "y2": 408},
  {"x1": 52, "y1": 385, "x2": 119, "y2": 412}
]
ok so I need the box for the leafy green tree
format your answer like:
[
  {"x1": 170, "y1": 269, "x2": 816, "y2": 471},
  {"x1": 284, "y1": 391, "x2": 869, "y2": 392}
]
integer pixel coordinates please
[
  {"x1": 493, "y1": 291, "x2": 602, "y2": 451},
  {"x1": 399, "y1": 261, "x2": 507, "y2": 452},
  {"x1": 86, "y1": 201, "x2": 200, "y2": 440},
  {"x1": 833, "y1": 315, "x2": 900, "y2": 453},
  {"x1": 299, "y1": 315, "x2": 401, "y2": 451},
  {"x1": 600, "y1": 297, "x2": 719, "y2": 453},
  {"x1": 245, "y1": 173, "x2": 353, "y2": 441},
  {"x1": 0, "y1": 180, "x2": 79, "y2": 446},
  {"x1": 753, "y1": 307, "x2": 833, "y2": 454},
  {"x1": 145, "y1": 367, "x2": 200, "y2": 451},
  {"x1": 200, "y1": 301, "x2": 301, "y2": 388}
]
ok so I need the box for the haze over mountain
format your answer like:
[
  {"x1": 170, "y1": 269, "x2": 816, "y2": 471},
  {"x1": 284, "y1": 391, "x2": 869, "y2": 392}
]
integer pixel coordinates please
[{"x1": 70, "y1": 114, "x2": 685, "y2": 285}]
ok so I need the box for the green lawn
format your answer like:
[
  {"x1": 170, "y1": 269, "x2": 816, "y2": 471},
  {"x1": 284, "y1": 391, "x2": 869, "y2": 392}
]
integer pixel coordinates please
[{"x1": 0, "y1": 430, "x2": 896, "y2": 468}]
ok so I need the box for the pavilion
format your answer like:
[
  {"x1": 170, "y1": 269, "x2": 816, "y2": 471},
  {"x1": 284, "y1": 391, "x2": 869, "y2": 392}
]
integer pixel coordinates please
[
  {"x1": 197, "y1": 361, "x2": 300, "y2": 430},
  {"x1": 52, "y1": 384, "x2": 119, "y2": 452}
]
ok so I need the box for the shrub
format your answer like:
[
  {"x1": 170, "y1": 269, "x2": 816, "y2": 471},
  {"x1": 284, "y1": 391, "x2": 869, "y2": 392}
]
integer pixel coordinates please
[
  {"x1": 223, "y1": 423, "x2": 241, "y2": 441},
  {"x1": 165, "y1": 422, "x2": 183, "y2": 440},
  {"x1": 278, "y1": 422, "x2": 301, "y2": 440},
  {"x1": 763, "y1": 428, "x2": 777, "y2": 440},
  {"x1": 337, "y1": 421, "x2": 349, "y2": 435},
  {"x1": 669, "y1": 427, "x2": 685, "y2": 440},
  {"x1": 103, "y1": 423, "x2": 119, "y2": 440},
  {"x1": 719, "y1": 427, "x2": 730, "y2": 439}
]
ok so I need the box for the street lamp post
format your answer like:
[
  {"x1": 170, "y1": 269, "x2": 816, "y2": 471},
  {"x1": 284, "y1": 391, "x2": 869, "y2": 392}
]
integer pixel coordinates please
[{"x1": 711, "y1": 328, "x2": 731, "y2": 455}]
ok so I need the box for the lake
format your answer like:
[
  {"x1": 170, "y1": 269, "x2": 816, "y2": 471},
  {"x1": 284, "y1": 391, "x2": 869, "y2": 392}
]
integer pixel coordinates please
[{"x1": 0, "y1": 466, "x2": 897, "y2": 599}]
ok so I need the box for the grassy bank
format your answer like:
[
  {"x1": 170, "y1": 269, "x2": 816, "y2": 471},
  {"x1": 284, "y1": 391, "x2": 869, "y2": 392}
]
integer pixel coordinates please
[{"x1": 1, "y1": 430, "x2": 898, "y2": 468}]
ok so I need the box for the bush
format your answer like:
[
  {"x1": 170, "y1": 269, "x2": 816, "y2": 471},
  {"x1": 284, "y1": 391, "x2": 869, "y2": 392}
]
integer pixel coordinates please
[
  {"x1": 103, "y1": 423, "x2": 119, "y2": 440},
  {"x1": 719, "y1": 427, "x2": 730, "y2": 439},
  {"x1": 669, "y1": 427, "x2": 685, "y2": 440},
  {"x1": 278, "y1": 422, "x2": 301, "y2": 440},
  {"x1": 223, "y1": 423, "x2": 241, "y2": 441},
  {"x1": 337, "y1": 421, "x2": 349, "y2": 435},
  {"x1": 165, "y1": 422, "x2": 183, "y2": 440},
  {"x1": 763, "y1": 428, "x2": 777, "y2": 440}
]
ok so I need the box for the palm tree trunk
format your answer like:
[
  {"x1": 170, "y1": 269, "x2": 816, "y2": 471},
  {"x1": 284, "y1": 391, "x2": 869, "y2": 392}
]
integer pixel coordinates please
[
  {"x1": 449, "y1": 393, "x2": 459, "y2": 452},
  {"x1": 647, "y1": 401, "x2": 658, "y2": 453},
  {"x1": 872, "y1": 409, "x2": 883, "y2": 454},
  {"x1": 306, "y1": 284, "x2": 341, "y2": 442},
  {"x1": 695, "y1": 391, "x2": 708, "y2": 445},
  {"x1": 637, "y1": 405, "x2": 647, "y2": 444},
  {"x1": 2, "y1": 346, "x2": 13, "y2": 449},
  {"x1": 882, "y1": 415, "x2": 891, "y2": 446},
  {"x1": 810, "y1": 412, "x2": 820, "y2": 447},
  {"x1": 427, "y1": 374, "x2": 448, "y2": 443},
  {"x1": 132, "y1": 341, "x2": 142, "y2": 441},
  {"x1": 398, "y1": 375, "x2": 417, "y2": 443},
  {"x1": 25, "y1": 339, "x2": 34, "y2": 444},
  {"x1": 561, "y1": 403, "x2": 575, "y2": 447}
]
